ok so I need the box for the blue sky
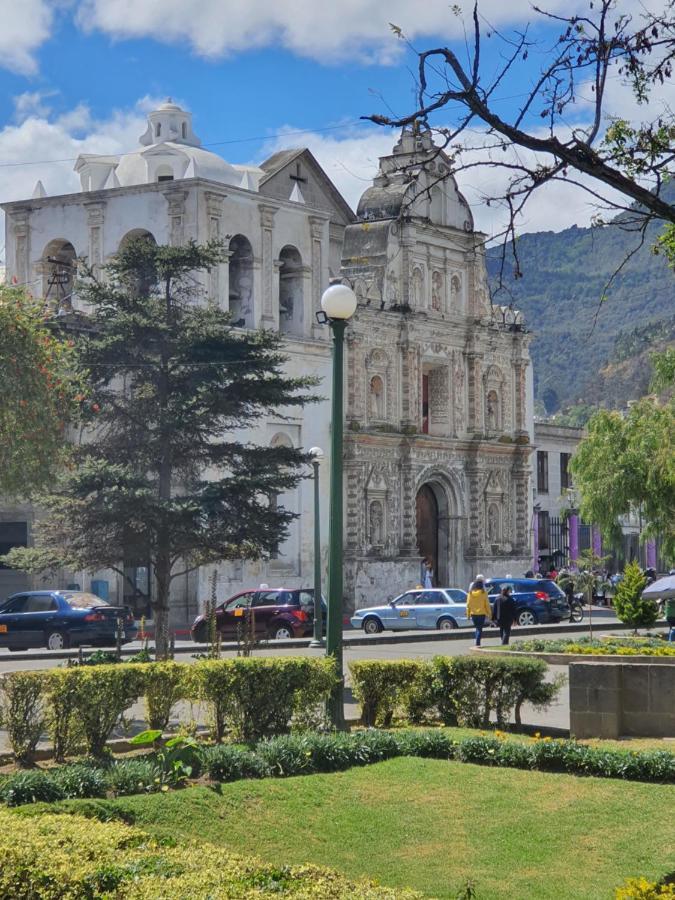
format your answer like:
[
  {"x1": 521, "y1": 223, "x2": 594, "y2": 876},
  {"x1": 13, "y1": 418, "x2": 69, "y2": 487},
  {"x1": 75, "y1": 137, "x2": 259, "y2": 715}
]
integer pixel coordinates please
[{"x1": 0, "y1": 0, "x2": 661, "y2": 251}]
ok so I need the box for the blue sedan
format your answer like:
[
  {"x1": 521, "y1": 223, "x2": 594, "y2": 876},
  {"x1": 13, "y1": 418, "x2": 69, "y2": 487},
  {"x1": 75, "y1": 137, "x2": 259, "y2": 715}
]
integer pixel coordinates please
[
  {"x1": 0, "y1": 591, "x2": 138, "y2": 651},
  {"x1": 351, "y1": 588, "x2": 469, "y2": 634}
]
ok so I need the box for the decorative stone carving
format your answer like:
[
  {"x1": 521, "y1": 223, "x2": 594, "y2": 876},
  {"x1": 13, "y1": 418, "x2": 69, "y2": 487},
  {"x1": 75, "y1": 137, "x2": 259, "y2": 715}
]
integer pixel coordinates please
[
  {"x1": 431, "y1": 270, "x2": 443, "y2": 311},
  {"x1": 369, "y1": 499, "x2": 384, "y2": 546}
]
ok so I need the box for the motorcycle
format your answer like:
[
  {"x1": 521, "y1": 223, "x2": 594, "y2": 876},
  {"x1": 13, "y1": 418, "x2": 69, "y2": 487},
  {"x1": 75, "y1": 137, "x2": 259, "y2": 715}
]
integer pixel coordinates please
[{"x1": 569, "y1": 592, "x2": 584, "y2": 623}]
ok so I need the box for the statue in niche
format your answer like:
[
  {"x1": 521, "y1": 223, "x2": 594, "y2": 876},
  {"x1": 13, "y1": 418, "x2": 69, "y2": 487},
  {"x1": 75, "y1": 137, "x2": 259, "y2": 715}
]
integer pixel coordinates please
[
  {"x1": 431, "y1": 271, "x2": 443, "y2": 311},
  {"x1": 486, "y1": 389, "x2": 499, "y2": 431},
  {"x1": 369, "y1": 500, "x2": 384, "y2": 545},
  {"x1": 487, "y1": 503, "x2": 500, "y2": 543},
  {"x1": 450, "y1": 273, "x2": 461, "y2": 308},
  {"x1": 369, "y1": 375, "x2": 384, "y2": 419}
]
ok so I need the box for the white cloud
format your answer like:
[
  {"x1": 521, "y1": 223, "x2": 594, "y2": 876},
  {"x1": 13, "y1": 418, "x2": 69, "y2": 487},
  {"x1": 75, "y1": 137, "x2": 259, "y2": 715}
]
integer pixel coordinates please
[
  {"x1": 0, "y1": 99, "x2": 152, "y2": 263},
  {"x1": 0, "y1": 0, "x2": 53, "y2": 73},
  {"x1": 74, "y1": 0, "x2": 590, "y2": 64}
]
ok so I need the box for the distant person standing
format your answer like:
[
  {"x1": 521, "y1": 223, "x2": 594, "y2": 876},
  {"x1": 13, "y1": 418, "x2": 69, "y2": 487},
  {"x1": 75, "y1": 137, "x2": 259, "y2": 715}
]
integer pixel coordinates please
[
  {"x1": 665, "y1": 596, "x2": 675, "y2": 643},
  {"x1": 466, "y1": 575, "x2": 491, "y2": 646},
  {"x1": 493, "y1": 586, "x2": 517, "y2": 645},
  {"x1": 423, "y1": 558, "x2": 434, "y2": 588}
]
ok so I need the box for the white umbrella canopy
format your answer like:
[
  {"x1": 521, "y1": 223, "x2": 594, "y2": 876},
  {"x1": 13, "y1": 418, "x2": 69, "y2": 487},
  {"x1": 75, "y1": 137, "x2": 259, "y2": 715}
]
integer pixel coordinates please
[{"x1": 642, "y1": 575, "x2": 675, "y2": 600}]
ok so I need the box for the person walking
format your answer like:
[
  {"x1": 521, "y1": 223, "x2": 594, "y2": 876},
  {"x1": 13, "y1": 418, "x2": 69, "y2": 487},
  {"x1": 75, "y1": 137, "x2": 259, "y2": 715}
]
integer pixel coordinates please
[
  {"x1": 493, "y1": 585, "x2": 517, "y2": 645},
  {"x1": 466, "y1": 575, "x2": 491, "y2": 646},
  {"x1": 664, "y1": 595, "x2": 675, "y2": 643}
]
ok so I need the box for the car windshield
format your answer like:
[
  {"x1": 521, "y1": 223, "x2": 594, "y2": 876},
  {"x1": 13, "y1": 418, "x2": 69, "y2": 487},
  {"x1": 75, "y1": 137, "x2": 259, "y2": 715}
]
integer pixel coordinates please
[{"x1": 61, "y1": 592, "x2": 109, "y2": 609}]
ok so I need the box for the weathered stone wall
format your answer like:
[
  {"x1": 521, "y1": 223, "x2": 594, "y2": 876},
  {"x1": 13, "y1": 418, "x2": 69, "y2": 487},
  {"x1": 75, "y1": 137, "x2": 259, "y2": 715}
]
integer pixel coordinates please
[{"x1": 569, "y1": 662, "x2": 675, "y2": 738}]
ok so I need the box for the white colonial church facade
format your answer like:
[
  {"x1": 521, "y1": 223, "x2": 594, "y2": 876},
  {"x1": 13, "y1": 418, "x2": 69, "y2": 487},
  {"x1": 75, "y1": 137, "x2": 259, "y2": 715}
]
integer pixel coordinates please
[{"x1": 1, "y1": 102, "x2": 533, "y2": 624}]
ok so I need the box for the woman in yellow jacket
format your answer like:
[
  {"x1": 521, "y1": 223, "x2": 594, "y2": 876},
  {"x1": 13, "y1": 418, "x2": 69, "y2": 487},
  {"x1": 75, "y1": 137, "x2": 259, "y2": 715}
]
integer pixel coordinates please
[{"x1": 466, "y1": 575, "x2": 492, "y2": 646}]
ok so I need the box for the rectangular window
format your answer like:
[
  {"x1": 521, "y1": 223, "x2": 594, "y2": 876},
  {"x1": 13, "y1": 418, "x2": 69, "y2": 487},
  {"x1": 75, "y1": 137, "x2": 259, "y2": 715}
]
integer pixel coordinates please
[
  {"x1": 0, "y1": 522, "x2": 28, "y2": 569},
  {"x1": 422, "y1": 374, "x2": 429, "y2": 434},
  {"x1": 560, "y1": 452, "x2": 571, "y2": 491},
  {"x1": 537, "y1": 511, "x2": 550, "y2": 550},
  {"x1": 536, "y1": 451, "x2": 549, "y2": 493}
]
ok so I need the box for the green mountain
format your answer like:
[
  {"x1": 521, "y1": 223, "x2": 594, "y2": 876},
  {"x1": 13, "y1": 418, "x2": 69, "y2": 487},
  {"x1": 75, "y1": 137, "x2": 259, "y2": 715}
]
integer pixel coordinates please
[{"x1": 486, "y1": 203, "x2": 674, "y2": 415}]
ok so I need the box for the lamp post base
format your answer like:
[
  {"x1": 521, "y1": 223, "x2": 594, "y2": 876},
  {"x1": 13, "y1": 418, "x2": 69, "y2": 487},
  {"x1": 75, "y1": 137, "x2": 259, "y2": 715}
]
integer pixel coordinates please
[{"x1": 308, "y1": 637, "x2": 325, "y2": 648}]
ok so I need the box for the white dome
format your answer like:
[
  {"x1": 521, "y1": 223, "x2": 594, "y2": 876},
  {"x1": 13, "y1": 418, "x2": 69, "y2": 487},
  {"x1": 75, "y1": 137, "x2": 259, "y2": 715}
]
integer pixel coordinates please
[{"x1": 75, "y1": 100, "x2": 245, "y2": 190}]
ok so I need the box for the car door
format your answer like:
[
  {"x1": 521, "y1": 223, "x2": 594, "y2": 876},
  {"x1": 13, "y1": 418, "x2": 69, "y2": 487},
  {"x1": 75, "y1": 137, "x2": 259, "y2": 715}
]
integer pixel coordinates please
[
  {"x1": 253, "y1": 590, "x2": 285, "y2": 636},
  {"x1": 20, "y1": 594, "x2": 60, "y2": 648},
  {"x1": 0, "y1": 595, "x2": 28, "y2": 648},
  {"x1": 218, "y1": 592, "x2": 255, "y2": 638},
  {"x1": 414, "y1": 590, "x2": 448, "y2": 628},
  {"x1": 446, "y1": 589, "x2": 469, "y2": 626},
  {"x1": 392, "y1": 591, "x2": 418, "y2": 629}
]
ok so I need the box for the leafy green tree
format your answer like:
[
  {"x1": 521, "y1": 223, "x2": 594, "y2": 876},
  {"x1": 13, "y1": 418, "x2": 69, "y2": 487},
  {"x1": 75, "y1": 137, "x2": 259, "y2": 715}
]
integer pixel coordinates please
[
  {"x1": 570, "y1": 366, "x2": 675, "y2": 563},
  {"x1": 2, "y1": 240, "x2": 317, "y2": 658},
  {"x1": 0, "y1": 286, "x2": 81, "y2": 498},
  {"x1": 613, "y1": 561, "x2": 657, "y2": 632}
]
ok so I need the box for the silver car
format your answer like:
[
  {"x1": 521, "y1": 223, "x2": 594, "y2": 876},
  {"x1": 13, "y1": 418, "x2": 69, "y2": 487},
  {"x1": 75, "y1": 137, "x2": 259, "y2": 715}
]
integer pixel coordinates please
[{"x1": 350, "y1": 588, "x2": 469, "y2": 634}]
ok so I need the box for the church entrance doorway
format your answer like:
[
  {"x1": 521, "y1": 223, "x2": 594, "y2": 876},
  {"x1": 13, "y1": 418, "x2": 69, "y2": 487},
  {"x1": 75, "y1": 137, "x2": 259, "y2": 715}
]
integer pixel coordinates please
[{"x1": 416, "y1": 484, "x2": 443, "y2": 587}]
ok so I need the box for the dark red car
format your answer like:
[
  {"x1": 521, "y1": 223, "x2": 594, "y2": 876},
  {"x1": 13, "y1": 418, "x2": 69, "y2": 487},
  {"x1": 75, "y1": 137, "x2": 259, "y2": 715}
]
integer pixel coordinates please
[{"x1": 190, "y1": 587, "x2": 325, "y2": 642}]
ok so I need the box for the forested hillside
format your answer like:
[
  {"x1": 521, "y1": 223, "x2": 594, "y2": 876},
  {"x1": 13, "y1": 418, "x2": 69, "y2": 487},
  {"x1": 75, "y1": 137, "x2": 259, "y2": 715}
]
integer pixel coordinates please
[{"x1": 486, "y1": 205, "x2": 674, "y2": 415}]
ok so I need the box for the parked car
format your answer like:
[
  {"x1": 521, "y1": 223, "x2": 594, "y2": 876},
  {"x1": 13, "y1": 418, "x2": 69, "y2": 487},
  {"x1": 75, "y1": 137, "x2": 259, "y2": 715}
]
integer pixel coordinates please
[
  {"x1": 0, "y1": 591, "x2": 137, "y2": 651},
  {"x1": 190, "y1": 587, "x2": 326, "y2": 642},
  {"x1": 350, "y1": 588, "x2": 469, "y2": 634},
  {"x1": 484, "y1": 578, "x2": 569, "y2": 626}
]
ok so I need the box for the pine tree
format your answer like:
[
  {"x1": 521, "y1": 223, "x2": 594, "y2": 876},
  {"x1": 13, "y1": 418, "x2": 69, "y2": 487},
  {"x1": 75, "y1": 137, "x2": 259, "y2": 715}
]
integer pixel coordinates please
[
  {"x1": 613, "y1": 560, "x2": 657, "y2": 633},
  {"x1": 2, "y1": 239, "x2": 317, "y2": 658}
]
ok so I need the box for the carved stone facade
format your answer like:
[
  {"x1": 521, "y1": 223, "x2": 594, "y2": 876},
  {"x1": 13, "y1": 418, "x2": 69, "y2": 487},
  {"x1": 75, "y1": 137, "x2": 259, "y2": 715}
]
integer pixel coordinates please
[{"x1": 341, "y1": 127, "x2": 533, "y2": 608}]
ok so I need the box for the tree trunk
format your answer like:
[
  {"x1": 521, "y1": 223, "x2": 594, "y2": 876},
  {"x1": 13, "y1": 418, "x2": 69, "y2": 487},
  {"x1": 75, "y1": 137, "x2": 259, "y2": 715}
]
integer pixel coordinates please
[{"x1": 153, "y1": 556, "x2": 172, "y2": 660}]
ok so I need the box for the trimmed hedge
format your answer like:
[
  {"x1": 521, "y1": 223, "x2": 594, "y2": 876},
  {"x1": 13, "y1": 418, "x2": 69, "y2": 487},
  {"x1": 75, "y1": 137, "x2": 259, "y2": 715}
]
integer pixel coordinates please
[
  {"x1": 0, "y1": 657, "x2": 337, "y2": 761},
  {"x1": 350, "y1": 656, "x2": 563, "y2": 728},
  {"x1": 0, "y1": 807, "x2": 421, "y2": 899},
  {"x1": 1, "y1": 730, "x2": 673, "y2": 807}
]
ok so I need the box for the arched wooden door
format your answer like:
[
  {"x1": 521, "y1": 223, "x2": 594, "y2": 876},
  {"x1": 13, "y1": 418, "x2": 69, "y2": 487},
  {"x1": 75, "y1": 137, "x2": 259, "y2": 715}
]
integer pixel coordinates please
[{"x1": 416, "y1": 484, "x2": 438, "y2": 586}]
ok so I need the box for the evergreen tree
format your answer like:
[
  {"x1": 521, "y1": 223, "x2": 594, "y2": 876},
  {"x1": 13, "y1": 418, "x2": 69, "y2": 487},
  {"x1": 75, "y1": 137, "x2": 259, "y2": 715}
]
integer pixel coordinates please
[
  {"x1": 0, "y1": 287, "x2": 81, "y2": 497},
  {"x1": 2, "y1": 240, "x2": 317, "y2": 658},
  {"x1": 613, "y1": 561, "x2": 657, "y2": 633}
]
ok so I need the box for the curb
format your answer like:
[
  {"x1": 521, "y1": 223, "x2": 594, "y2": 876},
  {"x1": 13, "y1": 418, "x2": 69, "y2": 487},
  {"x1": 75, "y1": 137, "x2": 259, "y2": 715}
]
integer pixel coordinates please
[{"x1": 0, "y1": 619, "x2": 634, "y2": 662}]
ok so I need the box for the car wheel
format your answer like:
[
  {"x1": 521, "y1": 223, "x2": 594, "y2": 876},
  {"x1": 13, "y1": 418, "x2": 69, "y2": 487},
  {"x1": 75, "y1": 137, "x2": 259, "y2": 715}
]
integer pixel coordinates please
[
  {"x1": 516, "y1": 609, "x2": 538, "y2": 627},
  {"x1": 45, "y1": 630, "x2": 69, "y2": 651},
  {"x1": 362, "y1": 617, "x2": 383, "y2": 635},
  {"x1": 437, "y1": 617, "x2": 457, "y2": 631},
  {"x1": 270, "y1": 624, "x2": 293, "y2": 641}
]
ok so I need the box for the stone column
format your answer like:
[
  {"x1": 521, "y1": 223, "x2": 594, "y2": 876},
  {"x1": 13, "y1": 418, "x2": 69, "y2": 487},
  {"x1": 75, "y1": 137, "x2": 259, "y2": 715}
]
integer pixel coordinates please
[
  {"x1": 400, "y1": 233, "x2": 415, "y2": 307},
  {"x1": 205, "y1": 191, "x2": 225, "y2": 305},
  {"x1": 164, "y1": 189, "x2": 188, "y2": 246},
  {"x1": 84, "y1": 201, "x2": 105, "y2": 280},
  {"x1": 514, "y1": 360, "x2": 529, "y2": 435},
  {"x1": 532, "y1": 507, "x2": 540, "y2": 573},
  {"x1": 259, "y1": 204, "x2": 278, "y2": 329},
  {"x1": 10, "y1": 207, "x2": 30, "y2": 289},
  {"x1": 569, "y1": 514, "x2": 579, "y2": 566},
  {"x1": 309, "y1": 215, "x2": 325, "y2": 339},
  {"x1": 466, "y1": 350, "x2": 483, "y2": 434}
]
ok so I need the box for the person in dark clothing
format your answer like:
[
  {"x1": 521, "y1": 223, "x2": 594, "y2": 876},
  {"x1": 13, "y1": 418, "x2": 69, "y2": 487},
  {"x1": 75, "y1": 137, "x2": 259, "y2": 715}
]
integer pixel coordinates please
[{"x1": 493, "y1": 586, "x2": 517, "y2": 645}]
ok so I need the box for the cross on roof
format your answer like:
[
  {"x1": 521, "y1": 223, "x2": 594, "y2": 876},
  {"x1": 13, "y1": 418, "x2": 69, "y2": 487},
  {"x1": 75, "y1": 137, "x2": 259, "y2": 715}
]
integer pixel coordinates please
[{"x1": 289, "y1": 161, "x2": 307, "y2": 184}]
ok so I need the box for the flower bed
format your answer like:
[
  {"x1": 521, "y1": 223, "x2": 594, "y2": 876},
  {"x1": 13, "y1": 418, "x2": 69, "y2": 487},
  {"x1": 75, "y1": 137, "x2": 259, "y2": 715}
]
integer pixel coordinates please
[{"x1": 503, "y1": 636, "x2": 675, "y2": 657}]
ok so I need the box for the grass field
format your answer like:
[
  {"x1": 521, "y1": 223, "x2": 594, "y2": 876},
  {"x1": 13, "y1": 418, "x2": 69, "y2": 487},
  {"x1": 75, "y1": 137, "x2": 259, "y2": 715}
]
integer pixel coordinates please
[{"x1": 52, "y1": 756, "x2": 675, "y2": 899}]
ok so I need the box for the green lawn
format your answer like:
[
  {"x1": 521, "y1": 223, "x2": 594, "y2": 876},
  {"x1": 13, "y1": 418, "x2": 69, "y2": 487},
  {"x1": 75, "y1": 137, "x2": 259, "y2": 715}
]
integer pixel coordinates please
[{"x1": 54, "y1": 757, "x2": 675, "y2": 899}]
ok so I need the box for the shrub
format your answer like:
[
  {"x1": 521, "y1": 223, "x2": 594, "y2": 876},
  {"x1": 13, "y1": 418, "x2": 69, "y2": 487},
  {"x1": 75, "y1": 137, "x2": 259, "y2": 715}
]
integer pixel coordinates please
[
  {"x1": 143, "y1": 661, "x2": 188, "y2": 730},
  {"x1": 44, "y1": 668, "x2": 85, "y2": 761},
  {"x1": 431, "y1": 656, "x2": 560, "y2": 728},
  {"x1": 0, "y1": 807, "x2": 422, "y2": 898},
  {"x1": 616, "y1": 877, "x2": 675, "y2": 898},
  {"x1": 48, "y1": 664, "x2": 147, "y2": 758},
  {"x1": 190, "y1": 658, "x2": 335, "y2": 742},
  {"x1": 202, "y1": 744, "x2": 270, "y2": 782},
  {"x1": 396, "y1": 729, "x2": 458, "y2": 759},
  {"x1": 52, "y1": 763, "x2": 107, "y2": 799},
  {"x1": 0, "y1": 672, "x2": 46, "y2": 765},
  {"x1": 0, "y1": 770, "x2": 65, "y2": 806},
  {"x1": 614, "y1": 561, "x2": 658, "y2": 631},
  {"x1": 349, "y1": 660, "x2": 427, "y2": 726},
  {"x1": 106, "y1": 758, "x2": 162, "y2": 796}
]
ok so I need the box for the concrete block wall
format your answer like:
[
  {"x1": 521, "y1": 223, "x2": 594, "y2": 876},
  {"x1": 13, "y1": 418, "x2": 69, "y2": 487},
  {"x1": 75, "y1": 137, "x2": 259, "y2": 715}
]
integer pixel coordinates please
[{"x1": 569, "y1": 662, "x2": 675, "y2": 739}]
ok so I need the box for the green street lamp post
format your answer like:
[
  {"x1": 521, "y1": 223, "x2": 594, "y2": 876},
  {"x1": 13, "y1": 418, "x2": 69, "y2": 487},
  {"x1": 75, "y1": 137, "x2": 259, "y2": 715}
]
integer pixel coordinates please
[
  {"x1": 308, "y1": 446, "x2": 324, "y2": 648},
  {"x1": 318, "y1": 282, "x2": 357, "y2": 729}
]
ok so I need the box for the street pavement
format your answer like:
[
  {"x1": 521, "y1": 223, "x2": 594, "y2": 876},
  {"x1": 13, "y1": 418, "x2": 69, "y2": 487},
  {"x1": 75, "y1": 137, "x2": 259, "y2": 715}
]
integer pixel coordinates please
[{"x1": 0, "y1": 609, "x2": 626, "y2": 753}]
